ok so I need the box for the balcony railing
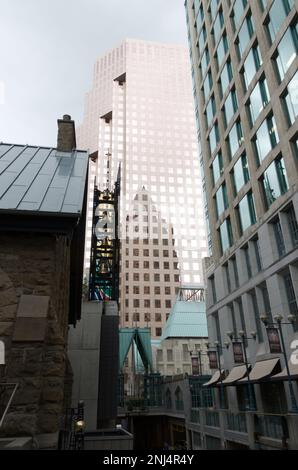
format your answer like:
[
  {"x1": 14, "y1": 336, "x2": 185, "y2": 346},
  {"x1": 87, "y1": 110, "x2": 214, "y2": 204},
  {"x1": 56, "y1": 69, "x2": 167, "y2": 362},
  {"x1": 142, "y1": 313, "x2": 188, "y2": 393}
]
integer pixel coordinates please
[
  {"x1": 124, "y1": 398, "x2": 148, "y2": 413},
  {"x1": 190, "y1": 408, "x2": 200, "y2": 424},
  {"x1": 256, "y1": 414, "x2": 288, "y2": 440},
  {"x1": 225, "y1": 412, "x2": 247, "y2": 433},
  {"x1": 205, "y1": 410, "x2": 220, "y2": 427}
]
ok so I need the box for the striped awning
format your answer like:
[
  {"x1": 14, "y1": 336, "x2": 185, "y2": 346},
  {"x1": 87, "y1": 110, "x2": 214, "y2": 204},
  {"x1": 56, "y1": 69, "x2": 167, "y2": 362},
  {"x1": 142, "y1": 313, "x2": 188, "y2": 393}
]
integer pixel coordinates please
[
  {"x1": 222, "y1": 365, "x2": 249, "y2": 385},
  {"x1": 238, "y1": 358, "x2": 280, "y2": 383},
  {"x1": 203, "y1": 369, "x2": 225, "y2": 387},
  {"x1": 271, "y1": 359, "x2": 298, "y2": 381}
]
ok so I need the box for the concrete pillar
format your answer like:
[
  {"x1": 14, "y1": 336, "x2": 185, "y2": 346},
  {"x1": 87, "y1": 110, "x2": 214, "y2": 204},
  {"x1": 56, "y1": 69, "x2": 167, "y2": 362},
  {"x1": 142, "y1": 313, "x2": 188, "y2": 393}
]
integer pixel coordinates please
[{"x1": 97, "y1": 301, "x2": 119, "y2": 429}]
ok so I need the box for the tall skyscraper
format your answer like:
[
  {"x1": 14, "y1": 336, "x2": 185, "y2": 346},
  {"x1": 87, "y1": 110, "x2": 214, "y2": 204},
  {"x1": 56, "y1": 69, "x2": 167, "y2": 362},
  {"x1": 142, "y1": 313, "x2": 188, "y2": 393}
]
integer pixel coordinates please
[
  {"x1": 77, "y1": 39, "x2": 208, "y2": 338},
  {"x1": 185, "y1": 0, "x2": 298, "y2": 440}
]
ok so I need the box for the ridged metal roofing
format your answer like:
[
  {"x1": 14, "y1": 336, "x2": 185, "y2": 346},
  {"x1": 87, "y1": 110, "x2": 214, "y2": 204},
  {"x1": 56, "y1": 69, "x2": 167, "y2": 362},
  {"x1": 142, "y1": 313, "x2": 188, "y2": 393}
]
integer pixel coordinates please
[
  {"x1": 161, "y1": 300, "x2": 208, "y2": 340},
  {"x1": 0, "y1": 143, "x2": 88, "y2": 215}
]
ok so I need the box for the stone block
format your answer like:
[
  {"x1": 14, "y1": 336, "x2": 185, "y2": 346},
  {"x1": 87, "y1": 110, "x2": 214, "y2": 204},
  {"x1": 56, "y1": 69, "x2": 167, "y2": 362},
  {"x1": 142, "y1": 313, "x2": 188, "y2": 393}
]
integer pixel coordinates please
[
  {"x1": 7, "y1": 348, "x2": 43, "y2": 376},
  {"x1": 0, "y1": 304, "x2": 18, "y2": 320},
  {"x1": 37, "y1": 404, "x2": 62, "y2": 433},
  {"x1": 0, "y1": 288, "x2": 17, "y2": 308},
  {"x1": 17, "y1": 295, "x2": 50, "y2": 318},
  {"x1": 0, "y1": 322, "x2": 14, "y2": 336},
  {"x1": 0, "y1": 413, "x2": 37, "y2": 437},
  {"x1": 43, "y1": 350, "x2": 66, "y2": 377},
  {"x1": 13, "y1": 378, "x2": 42, "y2": 405},
  {"x1": 12, "y1": 318, "x2": 47, "y2": 342},
  {"x1": 47, "y1": 321, "x2": 65, "y2": 345},
  {"x1": 0, "y1": 273, "x2": 13, "y2": 291},
  {"x1": 42, "y1": 378, "x2": 64, "y2": 403}
]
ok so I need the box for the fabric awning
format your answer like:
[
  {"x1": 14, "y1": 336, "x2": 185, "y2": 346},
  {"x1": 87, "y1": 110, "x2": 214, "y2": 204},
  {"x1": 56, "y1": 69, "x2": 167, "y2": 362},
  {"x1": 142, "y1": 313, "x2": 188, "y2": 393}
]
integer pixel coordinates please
[
  {"x1": 222, "y1": 365, "x2": 249, "y2": 385},
  {"x1": 203, "y1": 369, "x2": 225, "y2": 387},
  {"x1": 238, "y1": 358, "x2": 280, "y2": 383},
  {"x1": 271, "y1": 359, "x2": 298, "y2": 381}
]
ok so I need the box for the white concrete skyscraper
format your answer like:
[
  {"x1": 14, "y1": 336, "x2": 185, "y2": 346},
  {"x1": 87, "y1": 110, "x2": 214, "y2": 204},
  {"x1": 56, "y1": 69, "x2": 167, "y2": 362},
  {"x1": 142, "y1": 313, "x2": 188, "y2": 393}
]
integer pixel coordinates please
[{"x1": 78, "y1": 39, "x2": 208, "y2": 338}]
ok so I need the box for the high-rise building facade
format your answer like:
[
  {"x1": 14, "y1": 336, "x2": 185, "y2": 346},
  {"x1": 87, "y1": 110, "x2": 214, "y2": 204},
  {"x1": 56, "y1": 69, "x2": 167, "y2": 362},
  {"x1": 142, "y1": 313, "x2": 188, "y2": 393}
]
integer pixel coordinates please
[
  {"x1": 185, "y1": 0, "x2": 298, "y2": 449},
  {"x1": 77, "y1": 39, "x2": 208, "y2": 338}
]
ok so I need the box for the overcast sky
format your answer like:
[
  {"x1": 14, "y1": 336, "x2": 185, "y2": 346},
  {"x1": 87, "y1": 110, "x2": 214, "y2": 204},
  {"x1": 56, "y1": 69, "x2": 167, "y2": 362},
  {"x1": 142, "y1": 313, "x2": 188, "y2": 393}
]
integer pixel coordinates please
[{"x1": 0, "y1": 0, "x2": 188, "y2": 147}]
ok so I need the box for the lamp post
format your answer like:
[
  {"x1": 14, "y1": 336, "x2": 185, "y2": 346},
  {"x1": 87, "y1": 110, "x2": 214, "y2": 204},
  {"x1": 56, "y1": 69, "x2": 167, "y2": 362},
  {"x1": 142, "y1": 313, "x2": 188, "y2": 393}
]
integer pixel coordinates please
[
  {"x1": 189, "y1": 346, "x2": 203, "y2": 376},
  {"x1": 74, "y1": 400, "x2": 85, "y2": 450},
  {"x1": 260, "y1": 314, "x2": 298, "y2": 414},
  {"x1": 189, "y1": 343, "x2": 210, "y2": 409},
  {"x1": 208, "y1": 341, "x2": 229, "y2": 409},
  {"x1": 226, "y1": 330, "x2": 257, "y2": 411}
]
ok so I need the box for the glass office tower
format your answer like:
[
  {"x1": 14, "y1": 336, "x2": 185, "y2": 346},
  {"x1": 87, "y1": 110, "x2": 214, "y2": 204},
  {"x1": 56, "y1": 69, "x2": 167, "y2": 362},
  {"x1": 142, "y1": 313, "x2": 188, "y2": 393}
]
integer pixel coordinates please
[
  {"x1": 77, "y1": 39, "x2": 208, "y2": 338},
  {"x1": 185, "y1": 0, "x2": 298, "y2": 449}
]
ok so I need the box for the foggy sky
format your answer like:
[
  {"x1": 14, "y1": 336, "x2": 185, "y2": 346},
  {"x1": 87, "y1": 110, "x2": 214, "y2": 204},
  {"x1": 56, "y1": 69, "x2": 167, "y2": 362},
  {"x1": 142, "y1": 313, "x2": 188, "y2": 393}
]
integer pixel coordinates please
[{"x1": 0, "y1": 0, "x2": 188, "y2": 147}]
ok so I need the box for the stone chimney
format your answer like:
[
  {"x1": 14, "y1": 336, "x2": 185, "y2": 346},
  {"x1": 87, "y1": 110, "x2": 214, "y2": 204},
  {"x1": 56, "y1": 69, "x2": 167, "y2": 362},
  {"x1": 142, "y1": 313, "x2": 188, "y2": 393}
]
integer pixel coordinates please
[{"x1": 57, "y1": 114, "x2": 76, "y2": 152}]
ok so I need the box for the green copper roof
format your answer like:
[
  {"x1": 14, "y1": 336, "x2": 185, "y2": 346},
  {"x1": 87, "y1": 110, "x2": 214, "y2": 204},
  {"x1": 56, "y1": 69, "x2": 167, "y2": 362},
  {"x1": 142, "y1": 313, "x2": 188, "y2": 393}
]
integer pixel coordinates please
[{"x1": 161, "y1": 300, "x2": 208, "y2": 340}]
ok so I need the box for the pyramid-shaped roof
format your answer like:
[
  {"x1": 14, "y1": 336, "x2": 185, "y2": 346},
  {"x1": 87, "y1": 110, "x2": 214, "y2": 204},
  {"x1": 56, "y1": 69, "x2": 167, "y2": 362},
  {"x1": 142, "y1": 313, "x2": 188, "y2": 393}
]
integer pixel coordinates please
[{"x1": 161, "y1": 289, "x2": 208, "y2": 340}]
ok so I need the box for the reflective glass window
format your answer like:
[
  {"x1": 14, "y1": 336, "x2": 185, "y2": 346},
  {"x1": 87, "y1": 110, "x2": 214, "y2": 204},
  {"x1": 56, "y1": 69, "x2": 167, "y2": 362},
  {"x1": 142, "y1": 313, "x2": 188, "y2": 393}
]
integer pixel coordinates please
[
  {"x1": 201, "y1": 47, "x2": 210, "y2": 76},
  {"x1": 212, "y1": 152, "x2": 223, "y2": 185},
  {"x1": 267, "y1": 0, "x2": 294, "y2": 43},
  {"x1": 243, "y1": 46, "x2": 262, "y2": 90},
  {"x1": 232, "y1": 153, "x2": 250, "y2": 193},
  {"x1": 248, "y1": 78, "x2": 270, "y2": 125},
  {"x1": 220, "y1": 60, "x2": 233, "y2": 98},
  {"x1": 215, "y1": 183, "x2": 228, "y2": 217},
  {"x1": 283, "y1": 71, "x2": 298, "y2": 126},
  {"x1": 209, "y1": 122, "x2": 220, "y2": 155},
  {"x1": 219, "y1": 218, "x2": 233, "y2": 252},
  {"x1": 262, "y1": 157, "x2": 289, "y2": 207},
  {"x1": 254, "y1": 116, "x2": 279, "y2": 164},
  {"x1": 228, "y1": 120, "x2": 244, "y2": 159},
  {"x1": 238, "y1": 191, "x2": 257, "y2": 233},
  {"x1": 213, "y1": 10, "x2": 224, "y2": 44},
  {"x1": 203, "y1": 71, "x2": 213, "y2": 101},
  {"x1": 206, "y1": 95, "x2": 216, "y2": 128},
  {"x1": 216, "y1": 34, "x2": 229, "y2": 68},
  {"x1": 224, "y1": 89, "x2": 238, "y2": 127},
  {"x1": 237, "y1": 15, "x2": 255, "y2": 58},
  {"x1": 232, "y1": 0, "x2": 247, "y2": 31},
  {"x1": 275, "y1": 24, "x2": 298, "y2": 81}
]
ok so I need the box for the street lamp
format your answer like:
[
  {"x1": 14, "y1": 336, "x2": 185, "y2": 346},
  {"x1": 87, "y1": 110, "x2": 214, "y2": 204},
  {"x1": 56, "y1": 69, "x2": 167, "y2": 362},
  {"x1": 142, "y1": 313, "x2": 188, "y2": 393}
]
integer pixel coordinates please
[
  {"x1": 226, "y1": 330, "x2": 257, "y2": 411},
  {"x1": 189, "y1": 342, "x2": 211, "y2": 376},
  {"x1": 189, "y1": 345, "x2": 202, "y2": 376},
  {"x1": 260, "y1": 314, "x2": 298, "y2": 414},
  {"x1": 208, "y1": 341, "x2": 229, "y2": 409}
]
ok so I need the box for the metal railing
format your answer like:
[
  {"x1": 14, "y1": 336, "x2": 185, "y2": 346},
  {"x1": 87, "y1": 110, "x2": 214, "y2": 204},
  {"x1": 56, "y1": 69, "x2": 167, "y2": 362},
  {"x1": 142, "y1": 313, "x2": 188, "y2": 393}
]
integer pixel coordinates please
[
  {"x1": 255, "y1": 414, "x2": 288, "y2": 440},
  {"x1": 205, "y1": 410, "x2": 220, "y2": 427},
  {"x1": 0, "y1": 382, "x2": 18, "y2": 428},
  {"x1": 190, "y1": 408, "x2": 200, "y2": 424},
  {"x1": 123, "y1": 398, "x2": 149, "y2": 412},
  {"x1": 225, "y1": 412, "x2": 247, "y2": 433},
  {"x1": 58, "y1": 401, "x2": 85, "y2": 450}
]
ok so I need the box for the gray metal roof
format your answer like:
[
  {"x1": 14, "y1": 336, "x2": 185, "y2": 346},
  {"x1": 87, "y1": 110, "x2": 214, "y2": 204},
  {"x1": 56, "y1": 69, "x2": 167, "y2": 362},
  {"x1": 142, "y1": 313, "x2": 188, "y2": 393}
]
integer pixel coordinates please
[{"x1": 0, "y1": 143, "x2": 89, "y2": 215}]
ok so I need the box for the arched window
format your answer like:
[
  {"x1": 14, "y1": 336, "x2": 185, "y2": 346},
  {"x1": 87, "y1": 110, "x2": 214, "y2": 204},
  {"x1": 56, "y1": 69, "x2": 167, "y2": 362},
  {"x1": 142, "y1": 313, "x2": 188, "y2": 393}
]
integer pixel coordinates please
[
  {"x1": 175, "y1": 386, "x2": 184, "y2": 411},
  {"x1": 165, "y1": 389, "x2": 172, "y2": 409}
]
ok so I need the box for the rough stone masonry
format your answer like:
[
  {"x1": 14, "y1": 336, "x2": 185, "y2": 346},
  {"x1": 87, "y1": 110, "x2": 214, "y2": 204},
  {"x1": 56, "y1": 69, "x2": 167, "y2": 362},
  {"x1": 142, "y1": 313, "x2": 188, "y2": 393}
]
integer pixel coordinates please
[{"x1": 0, "y1": 232, "x2": 73, "y2": 438}]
